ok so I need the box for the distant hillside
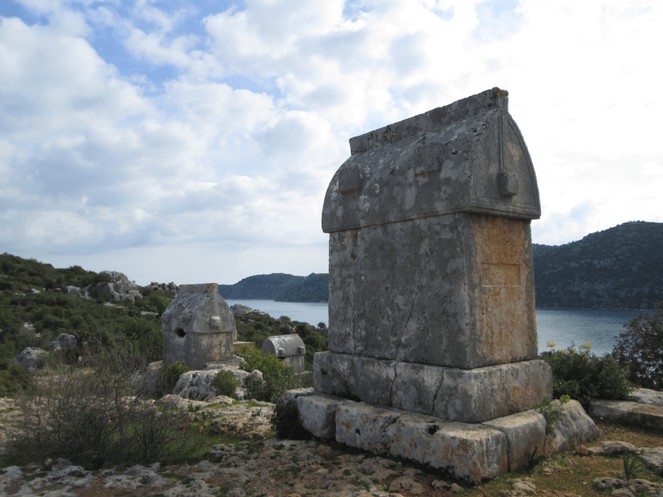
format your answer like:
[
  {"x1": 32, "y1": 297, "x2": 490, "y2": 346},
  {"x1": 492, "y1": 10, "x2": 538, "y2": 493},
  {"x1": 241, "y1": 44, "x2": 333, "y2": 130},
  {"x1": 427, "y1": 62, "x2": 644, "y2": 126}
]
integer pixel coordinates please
[
  {"x1": 217, "y1": 273, "x2": 302, "y2": 300},
  {"x1": 533, "y1": 221, "x2": 663, "y2": 309},
  {"x1": 217, "y1": 273, "x2": 328, "y2": 302},
  {"x1": 219, "y1": 222, "x2": 663, "y2": 310},
  {"x1": 275, "y1": 273, "x2": 328, "y2": 303}
]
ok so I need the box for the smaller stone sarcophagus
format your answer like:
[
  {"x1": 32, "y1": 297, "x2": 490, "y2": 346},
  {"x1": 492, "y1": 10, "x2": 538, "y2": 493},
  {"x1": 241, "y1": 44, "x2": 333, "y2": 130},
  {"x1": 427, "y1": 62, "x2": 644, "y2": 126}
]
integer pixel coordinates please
[
  {"x1": 261, "y1": 334, "x2": 306, "y2": 373},
  {"x1": 162, "y1": 283, "x2": 236, "y2": 370}
]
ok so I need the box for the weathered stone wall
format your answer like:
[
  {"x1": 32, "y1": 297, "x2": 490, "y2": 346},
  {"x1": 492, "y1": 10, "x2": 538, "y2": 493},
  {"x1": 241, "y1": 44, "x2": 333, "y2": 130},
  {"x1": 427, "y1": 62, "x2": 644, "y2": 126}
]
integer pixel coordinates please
[{"x1": 326, "y1": 212, "x2": 536, "y2": 369}]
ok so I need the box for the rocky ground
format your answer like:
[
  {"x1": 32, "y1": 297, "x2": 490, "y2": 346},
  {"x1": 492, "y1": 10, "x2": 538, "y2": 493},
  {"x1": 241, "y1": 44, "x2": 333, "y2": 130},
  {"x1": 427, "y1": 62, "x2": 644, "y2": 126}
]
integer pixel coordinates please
[
  {"x1": 2, "y1": 395, "x2": 663, "y2": 497},
  {"x1": 0, "y1": 440, "x2": 465, "y2": 497},
  {"x1": 0, "y1": 396, "x2": 464, "y2": 497}
]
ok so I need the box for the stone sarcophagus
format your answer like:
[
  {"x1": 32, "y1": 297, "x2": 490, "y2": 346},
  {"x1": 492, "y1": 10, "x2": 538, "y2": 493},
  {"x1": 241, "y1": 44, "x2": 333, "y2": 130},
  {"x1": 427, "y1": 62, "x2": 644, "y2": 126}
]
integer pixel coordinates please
[
  {"x1": 261, "y1": 334, "x2": 307, "y2": 374},
  {"x1": 314, "y1": 87, "x2": 551, "y2": 423},
  {"x1": 162, "y1": 283, "x2": 237, "y2": 370},
  {"x1": 289, "y1": 89, "x2": 598, "y2": 483}
]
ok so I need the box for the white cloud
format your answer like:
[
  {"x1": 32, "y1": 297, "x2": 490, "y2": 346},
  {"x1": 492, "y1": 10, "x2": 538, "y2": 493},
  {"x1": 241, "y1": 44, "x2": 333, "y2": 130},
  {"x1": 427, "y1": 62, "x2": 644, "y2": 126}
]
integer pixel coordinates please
[{"x1": 1, "y1": 0, "x2": 662, "y2": 285}]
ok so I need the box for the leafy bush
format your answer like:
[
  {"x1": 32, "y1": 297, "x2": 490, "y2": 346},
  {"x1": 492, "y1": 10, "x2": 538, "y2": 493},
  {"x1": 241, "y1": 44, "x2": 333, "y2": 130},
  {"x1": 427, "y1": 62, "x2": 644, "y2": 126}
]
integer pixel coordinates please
[
  {"x1": 155, "y1": 361, "x2": 190, "y2": 397},
  {"x1": 540, "y1": 347, "x2": 632, "y2": 406},
  {"x1": 212, "y1": 370, "x2": 240, "y2": 397},
  {"x1": 244, "y1": 374, "x2": 269, "y2": 401},
  {"x1": 0, "y1": 357, "x2": 32, "y2": 397},
  {"x1": 236, "y1": 345, "x2": 298, "y2": 403},
  {"x1": 613, "y1": 307, "x2": 663, "y2": 389}
]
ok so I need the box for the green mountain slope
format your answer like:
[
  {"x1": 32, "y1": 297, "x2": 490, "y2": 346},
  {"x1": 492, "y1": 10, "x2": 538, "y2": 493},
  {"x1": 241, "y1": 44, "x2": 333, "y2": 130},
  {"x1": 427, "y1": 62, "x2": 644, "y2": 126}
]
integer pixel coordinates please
[
  {"x1": 218, "y1": 273, "x2": 329, "y2": 303},
  {"x1": 275, "y1": 273, "x2": 328, "y2": 302},
  {"x1": 217, "y1": 273, "x2": 303, "y2": 300},
  {"x1": 533, "y1": 221, "x2": 663, "y2": 309}
]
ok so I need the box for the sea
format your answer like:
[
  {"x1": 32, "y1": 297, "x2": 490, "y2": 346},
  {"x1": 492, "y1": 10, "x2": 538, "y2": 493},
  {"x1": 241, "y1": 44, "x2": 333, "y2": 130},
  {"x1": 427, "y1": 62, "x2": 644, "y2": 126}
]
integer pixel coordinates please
[{"x1": 226, "y1": 299, "x2": 641, "y2": 357}]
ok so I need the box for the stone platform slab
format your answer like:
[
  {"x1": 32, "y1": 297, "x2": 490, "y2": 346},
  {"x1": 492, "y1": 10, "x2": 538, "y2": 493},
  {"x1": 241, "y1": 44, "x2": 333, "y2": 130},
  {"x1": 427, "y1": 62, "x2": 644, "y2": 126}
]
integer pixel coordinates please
[
  {"x1": 314, "y1": 352, "x2": 552, "y2": 423},
  {"x1": 629, "y1": 388, "x2": 663, "y2": 406},
  {"x1": 590, "y1": 399, "x2": 663, "y2": 432},
  {"x1": 292, "y1": 391, "x2": 549, "y2": 483}
]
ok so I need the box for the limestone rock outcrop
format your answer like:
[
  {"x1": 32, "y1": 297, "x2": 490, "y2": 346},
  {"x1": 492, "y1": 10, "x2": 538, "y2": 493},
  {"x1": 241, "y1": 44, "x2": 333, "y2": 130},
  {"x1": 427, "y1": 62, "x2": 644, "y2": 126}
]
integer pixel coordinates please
[
  {"x1": 14, "y1": 347, "x2": 46, "y2": 371},
  {"x1": 172, "y1": 366, "x2": 255, "y2": 401},
  {"x1": 51, "y1": 333, "x2": 76, "y2": 350},
  {"x1": 86, "y1": 271, "x2": 142, "y2": 303}
]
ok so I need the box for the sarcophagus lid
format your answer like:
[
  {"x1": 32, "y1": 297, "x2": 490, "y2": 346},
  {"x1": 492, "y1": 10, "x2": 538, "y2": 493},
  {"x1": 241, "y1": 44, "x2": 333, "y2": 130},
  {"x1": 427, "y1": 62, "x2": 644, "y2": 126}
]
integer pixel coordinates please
[
  {"x1": 261, "y1": 334, "x2": 306, "y2": 358},
  {"x1": 322, "y1": 88, "x2": 540, "y2": 233}
]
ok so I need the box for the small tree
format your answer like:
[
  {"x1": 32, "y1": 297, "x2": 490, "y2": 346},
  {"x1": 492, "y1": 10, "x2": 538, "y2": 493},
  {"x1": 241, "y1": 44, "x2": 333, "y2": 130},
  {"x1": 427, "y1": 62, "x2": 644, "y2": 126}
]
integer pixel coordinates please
[{"x1": 613, "y1": 306, "x2": 663, "y2": 389}]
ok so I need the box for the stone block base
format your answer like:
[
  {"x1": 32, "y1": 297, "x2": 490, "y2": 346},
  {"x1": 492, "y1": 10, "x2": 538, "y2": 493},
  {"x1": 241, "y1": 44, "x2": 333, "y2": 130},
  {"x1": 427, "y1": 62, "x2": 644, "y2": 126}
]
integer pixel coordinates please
[
  {"x1": 293, "y1": 391, "x2": 550, "y2": 483},
  {"x1": 314, "y1": 352, "x2": 552, "y2": 423}
]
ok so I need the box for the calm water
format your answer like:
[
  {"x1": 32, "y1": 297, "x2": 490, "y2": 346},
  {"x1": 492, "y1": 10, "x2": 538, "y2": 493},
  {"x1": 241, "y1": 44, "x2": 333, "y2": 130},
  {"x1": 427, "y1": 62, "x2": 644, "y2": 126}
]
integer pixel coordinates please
[{"x1": 227, "y1": 299, "x2": 639, "y2": 356}]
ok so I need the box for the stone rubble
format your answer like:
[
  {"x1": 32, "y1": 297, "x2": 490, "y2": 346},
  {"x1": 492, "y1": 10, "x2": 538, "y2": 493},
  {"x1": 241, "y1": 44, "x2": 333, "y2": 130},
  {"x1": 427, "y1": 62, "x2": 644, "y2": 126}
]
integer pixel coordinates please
[{"x1": 592, "y1": 477, "x2": 663, "y2": 497}]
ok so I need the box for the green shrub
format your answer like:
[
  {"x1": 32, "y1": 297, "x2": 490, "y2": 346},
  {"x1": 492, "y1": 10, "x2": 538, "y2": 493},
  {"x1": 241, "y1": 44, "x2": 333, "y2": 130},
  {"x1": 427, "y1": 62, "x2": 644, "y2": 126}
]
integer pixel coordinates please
[
  {"x1": 212, "y1": 370, "x2": 240, "y2": 398},
  {"x1": 244, "y1": 374, "x2": 268, "y2": 401},
  {"x1": 613, "y1": 307, "x2": 663, "y2": 389},
  {"x1": 540, "y1": 347, "x2": 632, "y2": 406},
  {"x1": 0, "y1": 358, "x2": 32, "y2": 397},
  {"x1": 621, "y1": 452, "x2": 645, "y2": 481},
  {"x1": 156, "y1": 361, "x2": 190, "y2": 397},
  {"x1": 236, "y1": 345, "x2": 298, "y2": 403}
]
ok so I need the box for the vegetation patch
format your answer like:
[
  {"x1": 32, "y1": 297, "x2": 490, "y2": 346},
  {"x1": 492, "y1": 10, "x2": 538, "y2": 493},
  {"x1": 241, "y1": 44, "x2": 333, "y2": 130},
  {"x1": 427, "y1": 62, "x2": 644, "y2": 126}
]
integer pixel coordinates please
[
  {"x1": 614, "y1": 306, "x2": 663, "y2": 389},
  {"x1": 236, "y1": 345, "x2": 298, "y2": 403},
  {"x1": 3, "y1": 358, "x2": 206, "y2": 468},
  {"x1": 212, "y1": 370, "x2": 241, "y2": 398},
  {"x1": 540, "y1": 345, "x2": 632, "y2": 406},
  {"x1": 234, "y1": 312, "x2": 327, "y2": 369},
  {"x1": 155, "y1": 361, "x2": 190, "y2": 397}
]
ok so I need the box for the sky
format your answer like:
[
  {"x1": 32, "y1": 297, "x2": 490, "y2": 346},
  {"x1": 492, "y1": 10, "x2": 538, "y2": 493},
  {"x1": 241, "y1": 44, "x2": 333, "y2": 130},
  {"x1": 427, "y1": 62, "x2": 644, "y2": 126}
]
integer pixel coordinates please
[{"x1": 1, "y1": 0, "x2": 661, "y2": 286}]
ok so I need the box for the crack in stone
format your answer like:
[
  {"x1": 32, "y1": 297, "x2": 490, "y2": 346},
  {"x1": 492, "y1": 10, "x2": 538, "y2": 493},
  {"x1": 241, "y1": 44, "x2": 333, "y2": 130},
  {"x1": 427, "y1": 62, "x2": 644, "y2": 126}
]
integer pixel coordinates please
[
  {"x1": 380, "y1": 411, "x2": 403, "y2": 443},
  {"x1": 395, "y1": 291, "x2": 418, "y2": 360},
  {"x1": 432, "y1": 376, "x2": 445, "y2": 418},
  {"x1": 389, "y1": 292, "x2": 418, "y2": 407},
  {"x1": 388, "y1": 361, "x2": 398, "y2": 406}
]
